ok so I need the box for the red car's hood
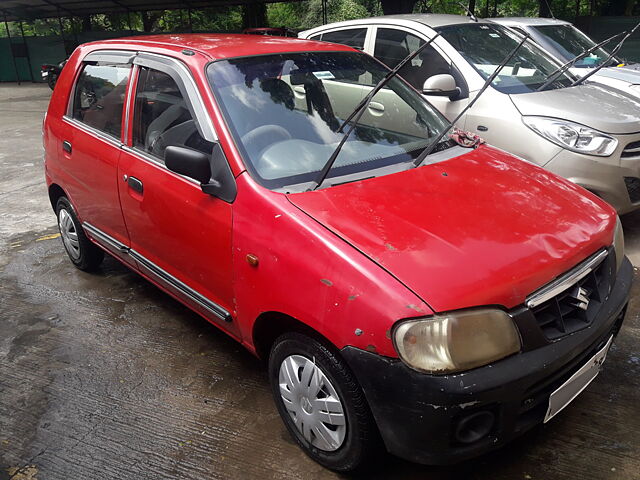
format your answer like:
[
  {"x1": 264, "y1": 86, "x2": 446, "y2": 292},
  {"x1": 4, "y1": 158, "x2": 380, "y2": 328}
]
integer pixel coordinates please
[{"x1": 288, "y1": 146, "x2": 615, "y2": 312}]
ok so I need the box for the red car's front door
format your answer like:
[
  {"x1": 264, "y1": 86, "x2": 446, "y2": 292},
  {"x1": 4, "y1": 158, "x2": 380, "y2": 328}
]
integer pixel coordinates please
[{"x1": 117, "y1": 63, "x2": 237, "y2": 336}]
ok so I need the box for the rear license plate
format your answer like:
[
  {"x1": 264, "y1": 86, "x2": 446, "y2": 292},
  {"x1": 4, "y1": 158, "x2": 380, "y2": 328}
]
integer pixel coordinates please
[{"x1": 544, "y1": 335, "x2": 613, "y2": 423}]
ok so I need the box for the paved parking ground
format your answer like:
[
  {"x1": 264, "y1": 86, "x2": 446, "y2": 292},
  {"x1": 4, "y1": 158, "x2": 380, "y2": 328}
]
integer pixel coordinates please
[{"x1": 1, "y1": 83, "x2": 639, "y2": 480}]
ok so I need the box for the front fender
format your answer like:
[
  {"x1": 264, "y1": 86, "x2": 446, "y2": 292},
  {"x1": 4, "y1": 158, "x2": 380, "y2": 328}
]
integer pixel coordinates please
[{"x1": 231, "y1": 173, "x2": 431, "y2": 358}]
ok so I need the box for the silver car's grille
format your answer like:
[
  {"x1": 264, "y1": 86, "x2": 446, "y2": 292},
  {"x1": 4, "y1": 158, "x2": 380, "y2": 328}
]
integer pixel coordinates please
[
  {"x1": 526, "y1": 249, "x2": 614, "y2": 341},
  {"x1": 622, "y1": 140, "x2": 640, "y2": 158}
]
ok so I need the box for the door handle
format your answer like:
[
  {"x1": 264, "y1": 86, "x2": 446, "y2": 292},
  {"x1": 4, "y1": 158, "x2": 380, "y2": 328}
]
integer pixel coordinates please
[
  {"x1": 127, "y1": 176, "x2": 143, "y2": 194},
  {"x1": 62, "y1": 140, "x2": 72, "y2": 153},
  {"x1": 367, "y1": 101, "x2": 385, "y2": 115}
]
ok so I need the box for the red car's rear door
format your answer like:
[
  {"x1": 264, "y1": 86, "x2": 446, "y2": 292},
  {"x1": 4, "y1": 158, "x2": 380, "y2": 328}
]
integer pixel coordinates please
[
  {"x1": 117, "y1": 58, "x2": 237, "y2": 336},
  {"x1": 60, "y1": 53, "x2": 133, "y2": 263}
]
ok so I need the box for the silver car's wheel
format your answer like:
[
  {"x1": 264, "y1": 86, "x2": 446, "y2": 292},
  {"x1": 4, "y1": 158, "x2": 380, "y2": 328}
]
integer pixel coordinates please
[
  {"x1": 278, "y1": 354, "x2": 347, "y2": 452},
  {"x1": 58, "y1": 208, "x2": 81, "y2": 261}
]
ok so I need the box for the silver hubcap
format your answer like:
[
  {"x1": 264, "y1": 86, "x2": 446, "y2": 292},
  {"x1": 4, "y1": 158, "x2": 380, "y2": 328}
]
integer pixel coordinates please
[
  {"x1": 58, "y1": 208, "x2": 81, "y2": 261},
  {"x1": 278, "y1": 354, "x2": 346, "y2": 452}
]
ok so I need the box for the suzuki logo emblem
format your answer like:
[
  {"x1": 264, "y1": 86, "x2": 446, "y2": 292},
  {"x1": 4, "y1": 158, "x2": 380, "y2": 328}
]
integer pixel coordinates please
[{"x1": 568, "y1": 286, "x2": 590, "y2": 311}]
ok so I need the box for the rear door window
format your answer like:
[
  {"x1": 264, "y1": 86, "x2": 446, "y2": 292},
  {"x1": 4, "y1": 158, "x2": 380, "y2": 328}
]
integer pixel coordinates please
[
  {"x1": 373, "y1": 28, "x2": 450, "y2": 90},
  {"x1": 72, "y1": 63, "x2": 131, "y2": 138},
  {"x1": 132, "y1": 67, "x2": 212, "y2": 160},
  {"x1": 320, "y1": 28, "x2": 367, "y2": 50}
]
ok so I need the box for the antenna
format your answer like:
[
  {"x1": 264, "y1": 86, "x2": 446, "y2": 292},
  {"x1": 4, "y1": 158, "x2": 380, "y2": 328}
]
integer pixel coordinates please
[
  {"x1": 543, "y1": 0, "x2": 556, "y2": 19},
  {"x1": 458, "y1": 1, "x2": 478, "y2": 22}
]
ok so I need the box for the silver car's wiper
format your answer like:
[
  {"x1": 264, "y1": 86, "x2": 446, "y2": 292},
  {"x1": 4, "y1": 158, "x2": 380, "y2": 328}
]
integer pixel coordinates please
[
  {"x1": 536, "y1": 31, "x2": 627, "y2": 92},
  {"x1": 413, "y1": 33, "x2": 530, "y2": 168},
  {"x1": 337, "y1": 33, "x2": 441, "y2": 133},
  {"x1": 307, "y1": 34, "x2": 441, "y2": 191},
  {"x1": 571, "y1": 20, "x2": 640, "y2": 87}
]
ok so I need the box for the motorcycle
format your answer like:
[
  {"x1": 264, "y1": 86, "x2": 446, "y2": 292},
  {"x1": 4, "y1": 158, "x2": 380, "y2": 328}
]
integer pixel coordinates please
[{"x1": 41, "y1": 60, "x2": 67, "y2": 90}]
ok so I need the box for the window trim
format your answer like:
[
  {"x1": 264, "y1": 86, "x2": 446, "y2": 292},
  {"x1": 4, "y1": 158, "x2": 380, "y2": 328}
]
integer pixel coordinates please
[
  {"x1": 316, "y1": 26, "x2": 370, "y2": 51},
  {"x1": 133, "y1": 52, "x2": 217, "y2": 143},
  {"x1": 68, "y1": 60, "x2": 133, "y2": 142}
]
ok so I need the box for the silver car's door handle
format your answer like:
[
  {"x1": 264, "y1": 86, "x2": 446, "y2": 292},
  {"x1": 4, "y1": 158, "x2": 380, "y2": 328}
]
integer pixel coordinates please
[{"x1": 368, "y1": 102, "x2": 385, "y2": 114}]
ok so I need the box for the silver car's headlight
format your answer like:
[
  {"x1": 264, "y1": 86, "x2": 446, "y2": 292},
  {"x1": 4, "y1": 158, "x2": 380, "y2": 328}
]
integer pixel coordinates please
[
  {"x1": 393, "y1": 309, "x2": 521, "y2": 374},
  {"x1": 523, "y1": 116, "x2": 618, "y2": 156},
  {"x1": 614, "y1": 215, "x2": 625, "y2": 272}
]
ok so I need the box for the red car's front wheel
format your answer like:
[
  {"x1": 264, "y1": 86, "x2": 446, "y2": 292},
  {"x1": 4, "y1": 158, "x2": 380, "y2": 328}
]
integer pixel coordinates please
[{"x1": 268, "y1": 332, "x2": 381, "y2": 472}]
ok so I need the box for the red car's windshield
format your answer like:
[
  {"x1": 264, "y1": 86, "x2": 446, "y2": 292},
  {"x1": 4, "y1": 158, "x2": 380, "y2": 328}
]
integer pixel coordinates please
[{"x1": 207, "y1": 51, "x2": 450, "y2": 190}]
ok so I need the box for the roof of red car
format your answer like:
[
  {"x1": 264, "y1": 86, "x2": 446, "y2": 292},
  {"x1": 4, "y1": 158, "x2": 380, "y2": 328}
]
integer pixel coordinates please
[{"x1": 93, "y1": 34, "x2": 355, "y2": 60}]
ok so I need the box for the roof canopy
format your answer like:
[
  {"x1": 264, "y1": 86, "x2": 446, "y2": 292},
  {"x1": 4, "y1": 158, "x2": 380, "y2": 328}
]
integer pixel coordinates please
[{"x1": 0, "y1": 0, "x2": 288, "y2": 22}]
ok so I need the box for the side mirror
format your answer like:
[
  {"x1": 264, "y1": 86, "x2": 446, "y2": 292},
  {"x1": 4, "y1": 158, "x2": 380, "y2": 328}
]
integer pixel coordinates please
[
  {"x1": 165, "y1": 145, "x2": 211, "y2": 184},
  {"x1": 165, "y1": 144, "x2": 237, "y2": 202},
  {"x1": 422, "y1": 74, "x2": 460, "y2": 99}
]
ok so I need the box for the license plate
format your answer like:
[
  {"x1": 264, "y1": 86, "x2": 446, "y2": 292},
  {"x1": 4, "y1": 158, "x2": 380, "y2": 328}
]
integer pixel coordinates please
[
  {"x1": 544, "y1": 335, "x2": 613, "y2": 423},
  {"x1": 41, "y1": 71, "x2": 48, "y2": 78}
]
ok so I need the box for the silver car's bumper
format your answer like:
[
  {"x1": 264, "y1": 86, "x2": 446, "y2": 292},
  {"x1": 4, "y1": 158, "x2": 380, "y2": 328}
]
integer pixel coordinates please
[{"x1": 544, "y1": 133, "x2": 640, "y2": 215}]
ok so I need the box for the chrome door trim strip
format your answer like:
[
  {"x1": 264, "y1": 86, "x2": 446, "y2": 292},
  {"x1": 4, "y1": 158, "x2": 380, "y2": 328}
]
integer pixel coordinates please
[
  {"x1": 63, "y1": 116, "x2": 122, "y2": 148},
  {"x1": 526, "y1": 249, "x2": 609, "y2": 309},
  {"x1": 121, "y1": 145, "x2": 201, "y2": 186},
  {"x1": 82, "y1": 222, "x2": 231, "y2": 323},
  {"x1": 129, "y1": 249, "x2": 232, "y2": 322},
  {"x1": 83, "y1": 222, "x2": 129, "y2": 253}
]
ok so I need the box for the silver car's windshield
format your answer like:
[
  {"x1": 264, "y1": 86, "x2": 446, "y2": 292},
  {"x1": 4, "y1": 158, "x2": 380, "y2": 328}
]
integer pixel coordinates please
[
  {"x1": 206, "y1": 51, "x2": 450, "y2": 190},
  {"x1": 438, "y1": 23, "x2": 574, "y2": 94},
  {"x1": 532, "y1": 25, "x2": 616, "y2": 68}
]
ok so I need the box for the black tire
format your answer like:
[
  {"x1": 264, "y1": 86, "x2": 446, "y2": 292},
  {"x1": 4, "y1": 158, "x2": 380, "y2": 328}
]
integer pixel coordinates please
[
  {"x1": 55, "y1": 197, "x2": 104, "y2": 271},
  {"x1": 268, "y1": 332, "x2": 382, "y2": 472},
  {"x1": 47, "y1": 73, "x2": 57, "y2": 90}
]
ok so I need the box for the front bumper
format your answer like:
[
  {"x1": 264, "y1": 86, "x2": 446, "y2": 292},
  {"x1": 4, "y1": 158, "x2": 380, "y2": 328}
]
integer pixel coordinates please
[
  {"x1": 544, "y1": 142, "x2": 640, "y2": 215},
  {"x1": 341, "y1": 257, "x2": 633, "y2": 465}
]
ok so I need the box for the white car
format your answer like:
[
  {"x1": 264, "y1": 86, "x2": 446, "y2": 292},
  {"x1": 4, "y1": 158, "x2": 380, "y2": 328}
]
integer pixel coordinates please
[
  {"x1": 300, "y1": 15, "x2": 640, "y2": 214},
  {"x1": 491, "y1": 17, "x2": 640, "y2": 98}
]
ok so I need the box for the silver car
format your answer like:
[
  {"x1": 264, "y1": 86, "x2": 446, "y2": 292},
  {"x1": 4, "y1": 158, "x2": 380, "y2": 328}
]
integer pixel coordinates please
[
  {"x1": 491, "y1": 17, "x2": 640, "y2": 98},
  {"x1": 300, "y1": 15, "x2": 640, "y2": 214}
]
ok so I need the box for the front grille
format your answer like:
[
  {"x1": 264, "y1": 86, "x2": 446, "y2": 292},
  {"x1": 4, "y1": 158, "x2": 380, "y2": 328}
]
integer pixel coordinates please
[
  {"x1": 621, "y1": 140, "x2": 640, "y2": 158},
  {"x1": 624, "y1": 177, "x2": 640, "y2": 203},
  {"x1": 527, "y1": 250, "x2": 614, "y2": 341}
]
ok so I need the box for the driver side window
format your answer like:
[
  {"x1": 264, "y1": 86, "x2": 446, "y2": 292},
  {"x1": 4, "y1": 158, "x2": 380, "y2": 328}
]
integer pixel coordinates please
[
  {"x1": 373, "y1": 28, "x2": 450, "y2": 91},
  {"x1": 133, "y1": 67, "x2": 212, "y2": 160}
]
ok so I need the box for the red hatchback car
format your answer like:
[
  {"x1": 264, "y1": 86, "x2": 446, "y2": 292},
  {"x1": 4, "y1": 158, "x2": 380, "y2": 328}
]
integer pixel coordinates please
[{"x1": 43, "y1": 34, "x2": 631, "y2": 472}]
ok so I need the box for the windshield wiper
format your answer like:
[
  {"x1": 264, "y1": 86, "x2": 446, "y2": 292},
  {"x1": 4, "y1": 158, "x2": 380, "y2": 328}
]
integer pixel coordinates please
[
  {"x1": 537, "y1": 31, "x2": 627, "y2": 92},
  {"x1": 571, "y1": 20, "x2": 640, "y2": 87},
  {"x1": 413, "y1": 33, "x2": 530, "y2": 168},
  {"x1": 306, "y1": 34, "x2": 441, "y2": 191}
]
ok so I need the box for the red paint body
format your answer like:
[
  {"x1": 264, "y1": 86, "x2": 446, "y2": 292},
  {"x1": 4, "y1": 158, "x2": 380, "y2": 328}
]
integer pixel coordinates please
[{"x1": 43, "y1": 34, "x2": 617, "y2": 361}]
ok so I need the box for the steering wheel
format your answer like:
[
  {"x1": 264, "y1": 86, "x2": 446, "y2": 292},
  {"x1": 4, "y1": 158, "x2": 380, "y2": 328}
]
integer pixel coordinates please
[{"x1": 241, "y1": 125, "x2": 292, "y2": 158}]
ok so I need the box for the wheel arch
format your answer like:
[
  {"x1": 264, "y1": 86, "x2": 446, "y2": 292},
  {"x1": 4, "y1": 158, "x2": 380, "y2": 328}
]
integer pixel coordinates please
[
  {"x1": 252, "y1": 311, "x2": 337, "y2": 362},
  {"x1": 48, "y1": 183, "x2": 67, "y2": 211}
]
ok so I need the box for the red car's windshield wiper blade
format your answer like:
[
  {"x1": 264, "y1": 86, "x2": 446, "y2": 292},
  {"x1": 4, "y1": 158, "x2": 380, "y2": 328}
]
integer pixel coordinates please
[
  {"x1": 413, "y1": 33, "x2": 530, "y2": 168},
  {"x1": 307, "y1": 34, "x2": 441, "y2": 191},
  {"x1": 537, "y1": 31, "x2": 627, "y2": 92},
  {"x1": 570, "y1": 20, "x2": 640, "y2": 87}
]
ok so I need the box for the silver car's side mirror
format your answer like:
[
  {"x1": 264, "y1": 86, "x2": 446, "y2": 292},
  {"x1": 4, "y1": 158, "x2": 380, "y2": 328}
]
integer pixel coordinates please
[{"x1": 422, "y1": 74, "x2": 460, "y2": 99}]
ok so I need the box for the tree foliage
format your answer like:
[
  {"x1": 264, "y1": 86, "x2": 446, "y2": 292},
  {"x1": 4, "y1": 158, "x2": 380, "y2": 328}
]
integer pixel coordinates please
[{"x1": 0, "y1": 0, "x2": 638, "y2": 39}]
